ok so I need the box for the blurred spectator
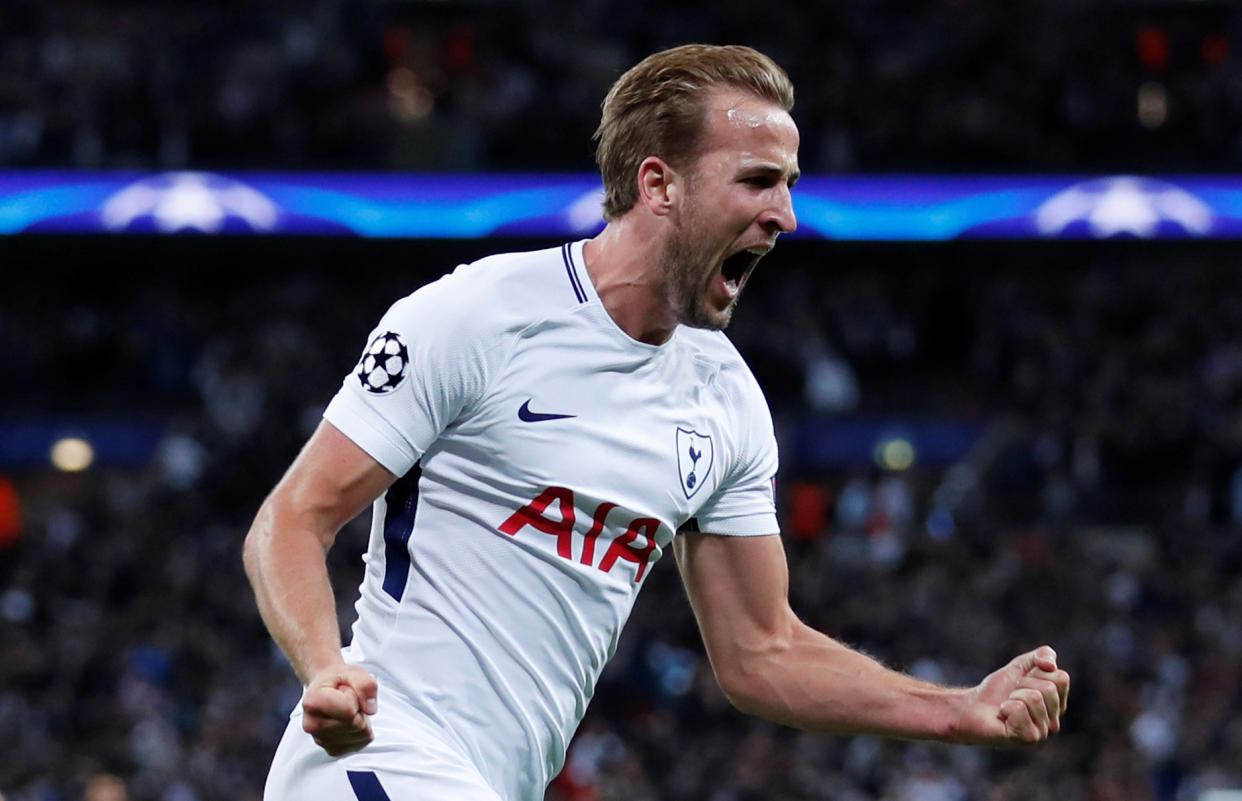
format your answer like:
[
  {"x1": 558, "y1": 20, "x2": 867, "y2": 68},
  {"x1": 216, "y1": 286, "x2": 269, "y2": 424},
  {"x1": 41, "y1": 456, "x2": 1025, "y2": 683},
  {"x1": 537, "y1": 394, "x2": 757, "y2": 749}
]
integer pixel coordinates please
[
  {"x1": 84, "y1": 774, "x2": 128, "y2": 801},
  {"x1": 0, "y1": 475, "x2": 21, "y2": 548}
]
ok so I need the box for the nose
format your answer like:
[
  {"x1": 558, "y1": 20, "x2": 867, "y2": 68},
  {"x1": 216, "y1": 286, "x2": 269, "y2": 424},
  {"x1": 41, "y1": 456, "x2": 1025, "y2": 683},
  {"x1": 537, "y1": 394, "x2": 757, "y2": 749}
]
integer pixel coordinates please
[{"x1": 762, "y1": 184, "x2": 797, "y2": 235}]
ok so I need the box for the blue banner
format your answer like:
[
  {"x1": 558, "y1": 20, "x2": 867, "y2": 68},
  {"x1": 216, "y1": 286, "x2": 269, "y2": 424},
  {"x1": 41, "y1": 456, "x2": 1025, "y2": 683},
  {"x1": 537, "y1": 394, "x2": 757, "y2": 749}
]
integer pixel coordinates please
[{"x1": 3, "y1": 170, "x2": 1242, "y2": 240}]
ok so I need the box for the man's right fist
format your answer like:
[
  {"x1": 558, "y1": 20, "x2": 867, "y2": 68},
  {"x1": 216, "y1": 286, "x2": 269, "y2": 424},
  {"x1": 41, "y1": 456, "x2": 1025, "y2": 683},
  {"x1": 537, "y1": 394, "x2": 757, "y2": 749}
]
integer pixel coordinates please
[{"x1": 302, "y1": 664, "x2": 380, "y2": 756}]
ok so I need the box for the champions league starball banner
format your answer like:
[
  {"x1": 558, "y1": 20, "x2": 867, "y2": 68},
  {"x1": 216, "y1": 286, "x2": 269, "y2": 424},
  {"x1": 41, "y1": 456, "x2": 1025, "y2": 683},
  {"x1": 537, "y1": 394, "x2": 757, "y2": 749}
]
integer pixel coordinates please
[{"x1": 3, "y1": 170, "x2": 1242, "y2": 239}]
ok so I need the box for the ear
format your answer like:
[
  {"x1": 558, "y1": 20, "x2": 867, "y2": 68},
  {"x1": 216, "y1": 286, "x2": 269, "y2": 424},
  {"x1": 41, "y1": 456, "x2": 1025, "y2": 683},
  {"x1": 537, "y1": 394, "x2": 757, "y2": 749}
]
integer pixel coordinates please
[{"x1": 636, "y1": 157, "x2": 680, "y2": 217}]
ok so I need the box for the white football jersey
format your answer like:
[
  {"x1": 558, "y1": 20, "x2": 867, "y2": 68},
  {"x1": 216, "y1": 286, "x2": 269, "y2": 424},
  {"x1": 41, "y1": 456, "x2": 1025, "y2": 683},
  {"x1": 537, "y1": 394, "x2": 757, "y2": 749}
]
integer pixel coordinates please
[{"x1": 321, "y1": 240, "x2": 779, "y2": 801}]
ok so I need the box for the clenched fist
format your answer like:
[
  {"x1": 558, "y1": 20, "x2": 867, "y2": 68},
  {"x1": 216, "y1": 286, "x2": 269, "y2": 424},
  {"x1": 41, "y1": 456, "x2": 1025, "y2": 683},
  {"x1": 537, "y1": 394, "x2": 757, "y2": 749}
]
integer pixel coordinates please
[
  {"x1": 952, "y1": 646, "x2": 1071, "y2": 746},
  {"x1": 302, "y1": 664, "x2": 379, "y2": 756}
]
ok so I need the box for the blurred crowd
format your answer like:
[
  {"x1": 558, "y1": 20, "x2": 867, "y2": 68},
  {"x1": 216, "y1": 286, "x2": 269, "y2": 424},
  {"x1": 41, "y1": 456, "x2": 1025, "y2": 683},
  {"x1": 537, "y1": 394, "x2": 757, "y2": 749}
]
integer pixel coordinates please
[
  {"x1": 5, "y1": 1, "x2": 1242, "y2": 800},
  {"x1": 2, "y1": 238, "x2": 1242, "y2": 800},
  {"x1": 3, "y1": 0, "x2": 1242, "y2": 173}
]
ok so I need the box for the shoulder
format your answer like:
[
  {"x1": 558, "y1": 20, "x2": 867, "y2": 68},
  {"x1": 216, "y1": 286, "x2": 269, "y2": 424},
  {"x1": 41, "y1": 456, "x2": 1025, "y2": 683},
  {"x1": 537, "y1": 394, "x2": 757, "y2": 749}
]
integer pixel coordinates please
[
  {"x1": 384, "y1": 242, "x2": 586, "y2": 337},
  {"x1": 678, "y1": 328, "x2": 768, "y2": 407}
]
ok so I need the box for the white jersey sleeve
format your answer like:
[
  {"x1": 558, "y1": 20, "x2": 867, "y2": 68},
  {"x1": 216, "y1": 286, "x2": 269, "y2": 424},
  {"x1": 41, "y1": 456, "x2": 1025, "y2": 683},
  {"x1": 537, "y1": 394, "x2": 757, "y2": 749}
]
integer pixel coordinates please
[
  {"x1": 323, "y1": 270, "x2": 502, "y2": 477},
  {"x1": 684, "y1": 360, "x2": 780, "y2": 536}
]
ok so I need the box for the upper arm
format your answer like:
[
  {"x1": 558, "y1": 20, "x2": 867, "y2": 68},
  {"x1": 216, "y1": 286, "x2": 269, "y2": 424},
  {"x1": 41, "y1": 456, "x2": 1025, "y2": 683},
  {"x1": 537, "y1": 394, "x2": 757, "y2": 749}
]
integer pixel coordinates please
[
  {"x1": 674, "y1": 530, "x2": 797, "y2": 686},
  {"x1": 260, "y1": 420, "x2": 398, "y2": 550}
]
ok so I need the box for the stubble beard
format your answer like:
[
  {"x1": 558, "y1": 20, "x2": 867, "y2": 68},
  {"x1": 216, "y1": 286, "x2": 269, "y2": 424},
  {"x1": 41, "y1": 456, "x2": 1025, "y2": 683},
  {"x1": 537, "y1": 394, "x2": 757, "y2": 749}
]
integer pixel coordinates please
[{"x1": 659, "y1": 213, "x2": 738, "y2": 332}]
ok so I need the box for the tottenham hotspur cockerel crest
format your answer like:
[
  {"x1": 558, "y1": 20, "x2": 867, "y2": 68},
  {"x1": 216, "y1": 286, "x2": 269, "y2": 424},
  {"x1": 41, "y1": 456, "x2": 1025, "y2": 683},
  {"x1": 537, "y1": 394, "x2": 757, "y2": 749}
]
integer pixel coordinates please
[
  {"x1": 356, "y1": 331, "x2": 410, "y2": 394},
  {"x1": 676, "y1": 427, "x2": 714, "y2": 500}
]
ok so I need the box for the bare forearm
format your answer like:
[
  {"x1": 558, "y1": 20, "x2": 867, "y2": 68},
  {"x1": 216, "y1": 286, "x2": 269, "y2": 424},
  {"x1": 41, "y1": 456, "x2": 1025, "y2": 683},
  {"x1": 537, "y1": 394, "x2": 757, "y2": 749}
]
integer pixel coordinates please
[
  {"x1": 243, "y1": 499, "x2": 346, "y2": 685},
  {"x1": 720, "y1": 623, "x2": 967, "y2": 741},
  {"x1": 680, "y1": 533, "x2": 1066, "y2": 746}
]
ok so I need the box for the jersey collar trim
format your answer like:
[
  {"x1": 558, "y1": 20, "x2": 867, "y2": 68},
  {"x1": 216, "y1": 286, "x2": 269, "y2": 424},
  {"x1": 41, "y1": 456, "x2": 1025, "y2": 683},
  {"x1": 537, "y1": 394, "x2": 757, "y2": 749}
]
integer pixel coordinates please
[
  {"x1": 562, "y1": 242, "x2": 588, "y2": 304},
  {"x1": 566, "y1": 238, "x2": 677, "y2": 352}
]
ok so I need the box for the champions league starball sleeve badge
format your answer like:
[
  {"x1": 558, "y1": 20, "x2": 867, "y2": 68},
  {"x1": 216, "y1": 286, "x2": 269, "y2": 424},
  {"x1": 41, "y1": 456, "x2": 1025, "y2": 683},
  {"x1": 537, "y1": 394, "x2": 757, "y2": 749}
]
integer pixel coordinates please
[{"x1": 356, "y1": 332, "x2": 411, "y2": 395}]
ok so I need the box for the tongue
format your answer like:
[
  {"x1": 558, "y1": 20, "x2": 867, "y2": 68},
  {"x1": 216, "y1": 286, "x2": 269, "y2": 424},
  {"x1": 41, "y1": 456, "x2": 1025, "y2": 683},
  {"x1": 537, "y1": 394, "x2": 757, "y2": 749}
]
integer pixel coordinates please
[{"x1": 722, "y1": 250, "x2": 751, "y2": 283}]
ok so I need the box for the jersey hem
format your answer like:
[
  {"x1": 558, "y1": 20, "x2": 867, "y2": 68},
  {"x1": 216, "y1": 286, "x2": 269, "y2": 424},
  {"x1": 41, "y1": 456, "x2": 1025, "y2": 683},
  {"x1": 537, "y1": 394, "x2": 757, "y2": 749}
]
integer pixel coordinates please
[{"x1": 688, "y1": 515, "x2": 780, "y2": 536}]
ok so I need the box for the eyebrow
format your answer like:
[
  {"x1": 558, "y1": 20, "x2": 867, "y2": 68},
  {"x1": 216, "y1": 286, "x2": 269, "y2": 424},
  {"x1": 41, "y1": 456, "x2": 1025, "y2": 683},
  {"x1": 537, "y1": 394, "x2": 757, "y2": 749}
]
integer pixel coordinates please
[{"x1": 744, "y1": 165, "x2": 801, "y2": 187}]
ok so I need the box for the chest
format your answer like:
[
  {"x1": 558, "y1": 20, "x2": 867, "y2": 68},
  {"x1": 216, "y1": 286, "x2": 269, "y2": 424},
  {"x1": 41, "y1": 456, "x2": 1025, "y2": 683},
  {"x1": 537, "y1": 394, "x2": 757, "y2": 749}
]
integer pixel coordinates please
[{"x1": 453, "y1": 326, "x2": 735, "y2": 532}]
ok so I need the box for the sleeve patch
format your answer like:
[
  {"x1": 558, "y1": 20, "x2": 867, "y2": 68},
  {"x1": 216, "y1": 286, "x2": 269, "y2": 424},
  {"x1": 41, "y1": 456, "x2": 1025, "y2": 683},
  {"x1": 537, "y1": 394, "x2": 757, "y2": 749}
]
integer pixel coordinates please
[{"x1": 355, "y1": 331, "x2": 410, "y2": 395}]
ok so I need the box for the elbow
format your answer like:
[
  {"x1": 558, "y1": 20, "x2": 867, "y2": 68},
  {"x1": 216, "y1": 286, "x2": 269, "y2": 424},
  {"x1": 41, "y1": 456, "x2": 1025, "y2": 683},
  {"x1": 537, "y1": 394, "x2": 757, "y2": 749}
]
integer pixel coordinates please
[
  {"x1": 712, "y1": 637, "x2": 793, "y2": 717},
  {"x1": 242, "y1": 497, "x2": 276, "y2": 582},
  {"x1": 715, "y1": 664, "x2": 774, "y2": 717},
  {"x1": 241, "y1": 526, "x2": 261, "y2": 580},
  {"x1": 242, "y1": 491, "x2": 336, "y2": 582},
  {"x1": 718, "y1": 675, "x2": 766, "y2": 717}
]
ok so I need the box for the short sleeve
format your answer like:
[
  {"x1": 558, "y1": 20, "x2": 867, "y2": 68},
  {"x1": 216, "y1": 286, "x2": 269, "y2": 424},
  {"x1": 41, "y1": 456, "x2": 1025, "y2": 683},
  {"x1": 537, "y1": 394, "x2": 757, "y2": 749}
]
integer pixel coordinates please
[
  {"x1": 689, "y1": 383, "x2": 780, "y2": 536},
  {"x1": 323, "y1": 271, "x2": 499, "y2": 477}
]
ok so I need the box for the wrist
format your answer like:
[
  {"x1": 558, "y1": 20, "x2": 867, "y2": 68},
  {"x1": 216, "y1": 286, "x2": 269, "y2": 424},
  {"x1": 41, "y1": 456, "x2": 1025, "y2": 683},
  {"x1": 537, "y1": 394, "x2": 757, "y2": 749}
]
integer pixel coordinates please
[
  {"x1": 920, "y1": 685, "x2": 973, "y2": 743},
  {"x1": 298, "y1": 651, "x2": 349, "y2": 686}
]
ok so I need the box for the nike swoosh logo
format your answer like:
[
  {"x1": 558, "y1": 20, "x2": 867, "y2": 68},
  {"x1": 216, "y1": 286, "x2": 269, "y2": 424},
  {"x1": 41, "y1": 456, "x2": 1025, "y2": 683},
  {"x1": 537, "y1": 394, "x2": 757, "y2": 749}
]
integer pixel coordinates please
[{"x1": 518, "y1": 399, "x2": 576, "y2": 422}]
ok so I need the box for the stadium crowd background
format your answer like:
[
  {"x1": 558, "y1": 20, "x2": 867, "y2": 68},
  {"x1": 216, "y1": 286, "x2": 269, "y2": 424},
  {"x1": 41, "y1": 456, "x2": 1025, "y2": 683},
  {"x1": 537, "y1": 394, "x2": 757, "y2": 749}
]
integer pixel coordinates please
[
  {"x1": 3, "y1": 0, "x2": 1242, "y2": 173},
  {"x1": 4, "y1": 1, "x2": 1242, "y2": 800}
]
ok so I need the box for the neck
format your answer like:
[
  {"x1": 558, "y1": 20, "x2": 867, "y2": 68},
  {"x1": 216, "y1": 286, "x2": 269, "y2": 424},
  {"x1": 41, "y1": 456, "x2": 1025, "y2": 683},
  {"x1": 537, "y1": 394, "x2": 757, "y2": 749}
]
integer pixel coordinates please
[{"x1": 582, "y1": 220, "x2": 678, "y2": 345}]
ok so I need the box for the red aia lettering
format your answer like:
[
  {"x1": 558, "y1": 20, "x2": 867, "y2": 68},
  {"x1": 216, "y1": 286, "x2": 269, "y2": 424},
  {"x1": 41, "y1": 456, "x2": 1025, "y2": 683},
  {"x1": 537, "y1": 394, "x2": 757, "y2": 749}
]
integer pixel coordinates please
[
  {"x1": 598, "y1": 518, "x2": 659, "y2": 582},
  {"x1": 498, "y1": 486, "x2": 575, "y2": 559},
  {"x1": 581, "y1": 502, "x2": 617, "y2": 566},
  {"x1": 499, "y1": 489, "x2": 657, "y2": 583}
]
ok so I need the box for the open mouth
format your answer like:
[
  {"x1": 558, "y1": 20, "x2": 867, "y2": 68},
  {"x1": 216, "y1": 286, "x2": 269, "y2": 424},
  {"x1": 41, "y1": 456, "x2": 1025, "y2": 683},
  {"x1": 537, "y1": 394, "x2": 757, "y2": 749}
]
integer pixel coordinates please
[{"x1": 720, "y1": 249, "x2": 765, "y2": 297}]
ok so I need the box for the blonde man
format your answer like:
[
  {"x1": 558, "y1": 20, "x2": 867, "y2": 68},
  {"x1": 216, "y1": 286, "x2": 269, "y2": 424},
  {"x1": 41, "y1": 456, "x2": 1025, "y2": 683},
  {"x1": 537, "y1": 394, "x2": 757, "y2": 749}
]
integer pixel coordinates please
[{"x1": 246, "y1": 44, "x2": 1069, "y2": 801}]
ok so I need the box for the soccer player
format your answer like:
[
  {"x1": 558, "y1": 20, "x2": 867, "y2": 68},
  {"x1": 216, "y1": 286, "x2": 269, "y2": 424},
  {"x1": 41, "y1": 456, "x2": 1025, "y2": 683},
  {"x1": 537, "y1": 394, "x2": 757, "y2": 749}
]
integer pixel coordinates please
[{"x1": 244, "y1": 44, "x2": 1070, "y2": 801}]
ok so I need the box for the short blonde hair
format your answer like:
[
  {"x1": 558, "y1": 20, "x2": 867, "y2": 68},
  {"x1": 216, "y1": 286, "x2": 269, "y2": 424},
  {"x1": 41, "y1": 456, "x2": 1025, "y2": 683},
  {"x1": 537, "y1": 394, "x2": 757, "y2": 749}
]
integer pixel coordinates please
[{"x1": 594, "y1": 44, "x2": 795, "y2": 221}]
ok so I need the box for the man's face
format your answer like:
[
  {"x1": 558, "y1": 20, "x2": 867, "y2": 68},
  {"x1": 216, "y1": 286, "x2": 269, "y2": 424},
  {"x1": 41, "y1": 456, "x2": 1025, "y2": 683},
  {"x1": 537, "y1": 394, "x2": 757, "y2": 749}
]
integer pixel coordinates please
[{"x1": 660, "y1": 89, "x2": 800, "y2": 330}]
